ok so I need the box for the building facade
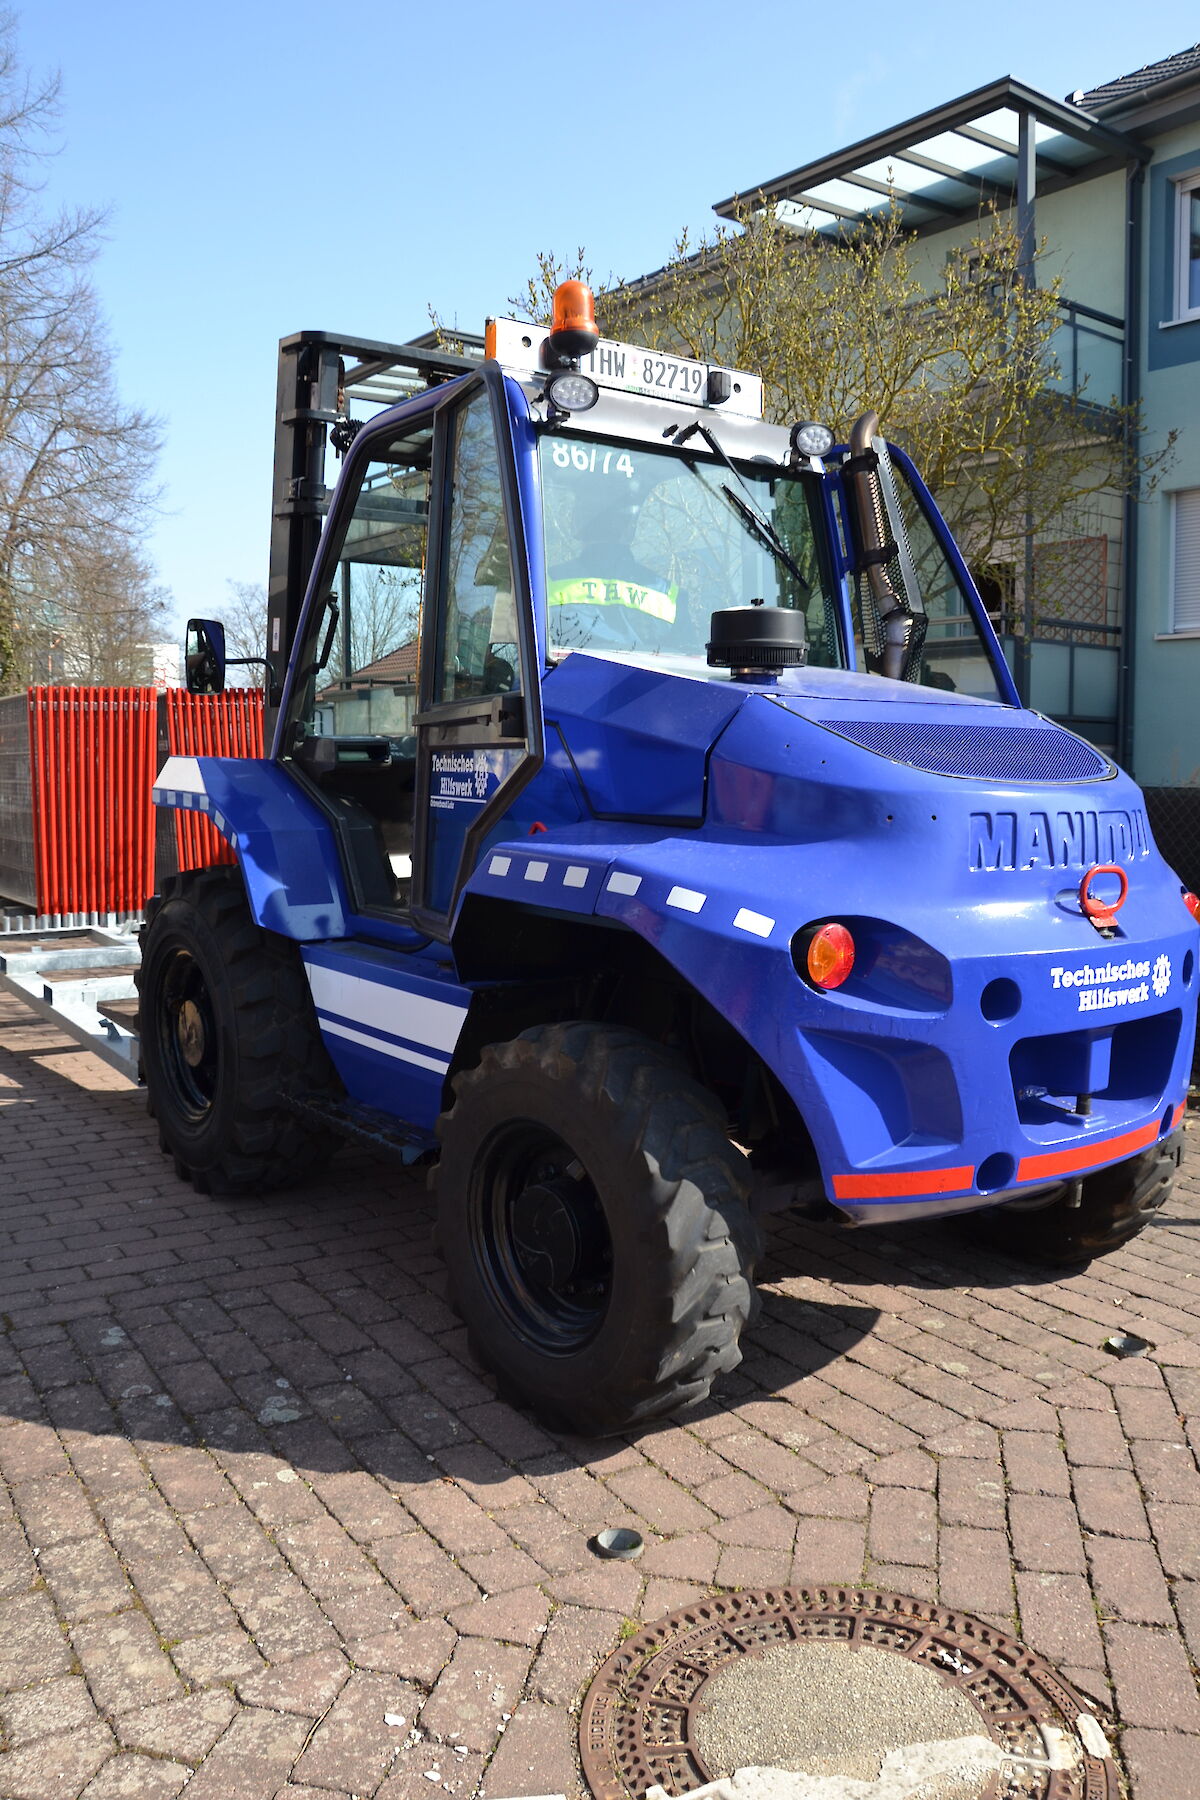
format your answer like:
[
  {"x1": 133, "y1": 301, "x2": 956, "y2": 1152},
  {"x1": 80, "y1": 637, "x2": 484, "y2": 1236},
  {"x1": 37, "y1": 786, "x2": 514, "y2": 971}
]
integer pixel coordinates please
[{"x1": 712, "y1": 48, "x2": 1200, "y2": 823}]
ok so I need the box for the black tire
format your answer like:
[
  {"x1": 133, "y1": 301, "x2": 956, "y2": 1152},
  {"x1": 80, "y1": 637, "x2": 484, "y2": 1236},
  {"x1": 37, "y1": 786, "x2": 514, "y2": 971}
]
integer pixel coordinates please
[
  {"x1": 137, "y1": 867, "x2": 339, "y2": 1194},
  {"x1": 968, "y1": 1132, "x2": 1182, "y2": 1267},
  {"x1": 433, "y1": 1022, "x2": 762, "y2": 1436}
]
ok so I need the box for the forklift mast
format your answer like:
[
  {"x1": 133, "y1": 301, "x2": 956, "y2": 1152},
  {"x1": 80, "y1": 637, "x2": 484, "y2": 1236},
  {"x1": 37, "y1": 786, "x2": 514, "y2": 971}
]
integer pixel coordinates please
[{"x1": 265, "y1": 327, "x2": 482, "y2": 725}]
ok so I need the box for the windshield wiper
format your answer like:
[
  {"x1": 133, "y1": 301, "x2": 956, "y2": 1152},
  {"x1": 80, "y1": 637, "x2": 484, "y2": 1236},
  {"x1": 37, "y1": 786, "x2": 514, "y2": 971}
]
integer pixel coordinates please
[
  {"x1": 674, "y1": 420, "x2": 811, "y2": 597},
  {"x1": 716, "y1": 485, "x2": 811, "y2": 595}
]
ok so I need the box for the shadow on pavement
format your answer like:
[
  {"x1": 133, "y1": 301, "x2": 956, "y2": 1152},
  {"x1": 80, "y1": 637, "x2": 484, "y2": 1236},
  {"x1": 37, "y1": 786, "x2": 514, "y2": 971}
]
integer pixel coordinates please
[{"x1": 0, "y1": 1013, "x2": 1158, "y2": 1499}]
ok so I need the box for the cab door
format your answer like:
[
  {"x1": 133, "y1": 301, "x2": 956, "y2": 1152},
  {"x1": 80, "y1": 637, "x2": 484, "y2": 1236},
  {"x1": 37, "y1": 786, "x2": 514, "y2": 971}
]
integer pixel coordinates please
[{"x1": 411, "y1": 373, "x2": 543, "y2": 932}]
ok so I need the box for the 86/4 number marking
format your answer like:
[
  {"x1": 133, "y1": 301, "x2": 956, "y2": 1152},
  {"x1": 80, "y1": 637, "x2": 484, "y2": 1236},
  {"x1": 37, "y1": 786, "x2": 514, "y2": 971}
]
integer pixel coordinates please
[{"x1": 550, "y1": 443, "x2": 636, "y2": 477}]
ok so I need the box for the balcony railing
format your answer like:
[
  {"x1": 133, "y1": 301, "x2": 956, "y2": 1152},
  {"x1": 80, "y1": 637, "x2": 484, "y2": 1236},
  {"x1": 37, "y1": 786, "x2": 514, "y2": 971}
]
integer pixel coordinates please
[
  {"x1": 997, "y1": 618, "x2": 1120, "y2": 752},
  {"x1": 1049, "y1": 298, "x2": 1124, "y2": 405}
]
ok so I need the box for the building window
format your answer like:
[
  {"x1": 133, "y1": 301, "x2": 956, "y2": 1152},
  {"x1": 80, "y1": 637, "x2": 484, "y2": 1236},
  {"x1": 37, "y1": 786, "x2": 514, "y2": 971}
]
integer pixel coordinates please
[
  {"x1": 1171, "y1": 489, "x2": 1200, "y2": 631},
  {"x1": 1175, "y1": 176, "x2": 1200, "y2": 321}
]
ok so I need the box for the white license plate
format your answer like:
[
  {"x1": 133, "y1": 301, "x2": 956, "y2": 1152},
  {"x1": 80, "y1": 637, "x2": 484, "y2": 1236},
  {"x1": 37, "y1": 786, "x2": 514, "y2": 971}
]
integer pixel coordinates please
[{"x1": 581, "y1": 339, "x2": 708, "y2": 403}]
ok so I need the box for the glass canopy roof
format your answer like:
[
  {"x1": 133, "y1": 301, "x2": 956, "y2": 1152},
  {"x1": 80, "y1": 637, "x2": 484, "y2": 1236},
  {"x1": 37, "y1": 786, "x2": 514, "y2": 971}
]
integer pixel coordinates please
[{"x1": 714, "y1": 78, "x2": 1146, "y2": 237}]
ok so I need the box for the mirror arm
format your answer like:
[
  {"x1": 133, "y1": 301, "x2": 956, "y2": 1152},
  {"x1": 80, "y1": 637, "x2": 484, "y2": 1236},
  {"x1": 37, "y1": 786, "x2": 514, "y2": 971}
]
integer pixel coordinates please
[{"x1": 222, "y1": 656, "x2": 282, "y2": 708}]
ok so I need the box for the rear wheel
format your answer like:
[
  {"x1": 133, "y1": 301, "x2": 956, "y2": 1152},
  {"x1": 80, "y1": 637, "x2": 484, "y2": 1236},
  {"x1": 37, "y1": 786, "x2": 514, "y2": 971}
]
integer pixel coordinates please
[
  {"x1": 433, "y1": 1022, "x2": 761, "y2": 1436},
  {"x1": 968, "y1": 1133, "x2": 1181, "y2": 1267},
  {"x1": 138, "y1": 868, "x2": 338, "y2": 1193}
]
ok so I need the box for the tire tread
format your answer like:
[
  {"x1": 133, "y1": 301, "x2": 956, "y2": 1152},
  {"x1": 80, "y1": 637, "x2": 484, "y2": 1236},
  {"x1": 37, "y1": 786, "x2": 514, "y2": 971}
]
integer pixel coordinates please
[
  {"x1": 138, "y1": 868, "x2": 338, "y2": 1194},
  {"x1": 433, "y1": 1022, "x2": 762, "y2": 1434},
  {"x1": 970, "y1": 1133, "x2": 1182, "y2": 1267}
]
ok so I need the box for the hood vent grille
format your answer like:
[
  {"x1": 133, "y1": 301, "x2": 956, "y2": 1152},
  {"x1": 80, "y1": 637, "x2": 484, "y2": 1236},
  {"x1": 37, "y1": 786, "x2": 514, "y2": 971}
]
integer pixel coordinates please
[{"x1": 809, "y1": 717, "x2": 1111, "y2": 782}]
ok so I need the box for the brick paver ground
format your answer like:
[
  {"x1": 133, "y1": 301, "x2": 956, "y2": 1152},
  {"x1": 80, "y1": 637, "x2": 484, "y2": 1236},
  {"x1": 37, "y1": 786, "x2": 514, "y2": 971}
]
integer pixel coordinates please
[{"x1": 1, "y1": 986, "x2": 1198, "y2": 1799}]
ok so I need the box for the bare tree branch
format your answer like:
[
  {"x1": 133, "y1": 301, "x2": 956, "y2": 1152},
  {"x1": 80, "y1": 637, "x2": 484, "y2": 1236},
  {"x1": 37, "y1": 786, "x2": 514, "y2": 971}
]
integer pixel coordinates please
[
  {"x1": 516, "y1": 204, "x2": 1174, "y2": 605},
  {"x1": 0, "y1": 12, "x2": 163, "y2": 690}
]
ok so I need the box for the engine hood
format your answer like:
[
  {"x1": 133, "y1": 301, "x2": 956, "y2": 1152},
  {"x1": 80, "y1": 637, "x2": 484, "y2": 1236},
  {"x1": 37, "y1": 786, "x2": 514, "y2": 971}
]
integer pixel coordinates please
[{"x1": 542, "y1": 652, "x2": 1114, "y2": 823}]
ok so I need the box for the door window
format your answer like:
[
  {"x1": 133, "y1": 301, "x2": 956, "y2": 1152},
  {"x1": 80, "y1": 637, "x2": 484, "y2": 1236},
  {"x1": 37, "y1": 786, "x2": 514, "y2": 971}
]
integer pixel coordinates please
[
  {"x1": 293, "y1": 421, "x2": 433, "y2": 741},
  {"x1": 419, "y1": 387, "x2": 532, "y2": 920},
  {"x1": 434, "y1": 393, "x2": 522, "y2": 703},
  {"x1": 286, "y1": 417, "x2": 434, "y2": 912}
]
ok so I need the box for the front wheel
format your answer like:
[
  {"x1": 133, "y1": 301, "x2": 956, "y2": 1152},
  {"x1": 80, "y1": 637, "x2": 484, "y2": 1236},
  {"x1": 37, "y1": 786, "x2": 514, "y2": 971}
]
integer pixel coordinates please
[
  {"x1": 433, "y1": 1023, "x2": 762, "y2": 1436},
  {"x1": 967, "y1": 1132, "x2": 1182, "y2": 1267}
]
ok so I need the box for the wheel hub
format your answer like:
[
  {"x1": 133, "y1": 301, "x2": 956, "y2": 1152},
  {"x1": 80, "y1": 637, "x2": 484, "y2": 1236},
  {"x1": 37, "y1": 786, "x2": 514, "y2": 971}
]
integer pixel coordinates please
[
  {"x1": 157, "y1": 947, "x2": 219, "y2": 1122},
  {"x1": 510, "y1": 1175, "x2": 592, "y2": 1290},
  {"x1": 471, "y1": 1124, "x2": 614, "y2": 1353},
  {"x1": 176, "y1": 998, "x2": 207, "y2": 1068}
]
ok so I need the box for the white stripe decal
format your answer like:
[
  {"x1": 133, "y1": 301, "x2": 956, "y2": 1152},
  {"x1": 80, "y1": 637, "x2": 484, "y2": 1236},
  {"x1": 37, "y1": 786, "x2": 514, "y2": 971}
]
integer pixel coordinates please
[
  {"x1": 524, "y1": 861, "x2": 548, "y2": 883},
  {"x1": 607, "y1": 872, "x2": 641, "y2": 896},
  {"x1": 305, "y1": 964, "x2": 467, "y2": 1056},
  {"x1": 155, "y1": 755, "x2": 206, "y2": 796},
  {"x1": 734, "y1": 907, "x2": 774, "y2": 937},
  {"x1": 318, "y1": 1017, "x2": 449, "y2": 1075},
  {"x1": 489, "y1": 855, "x2": 511, "y2": 876},
  {"x1": 666, "y1": 886, "x2": 706, "y2": 913},
  {"x1": 563, "y1": 866, "x2": 589, "y2": 888}
]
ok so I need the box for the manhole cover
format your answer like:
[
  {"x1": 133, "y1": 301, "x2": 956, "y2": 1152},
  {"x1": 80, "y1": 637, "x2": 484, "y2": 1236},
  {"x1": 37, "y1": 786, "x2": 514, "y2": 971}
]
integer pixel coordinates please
[{"x1": 579, "y1": 1589, "x2": 1116, "y2": 1800}]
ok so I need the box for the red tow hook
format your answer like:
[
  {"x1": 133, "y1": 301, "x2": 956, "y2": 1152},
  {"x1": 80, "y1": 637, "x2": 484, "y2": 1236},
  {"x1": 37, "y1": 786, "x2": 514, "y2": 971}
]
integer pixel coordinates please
[{"x1": 1080, "y1": 863, "x2": 1128, "y2": 932}]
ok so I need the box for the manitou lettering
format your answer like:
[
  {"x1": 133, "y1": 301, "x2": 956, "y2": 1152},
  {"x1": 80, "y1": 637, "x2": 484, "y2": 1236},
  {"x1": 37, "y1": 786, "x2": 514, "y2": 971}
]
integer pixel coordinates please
[{"x1": 969, "y1": 809, "x2": 1150, "y2": 871}]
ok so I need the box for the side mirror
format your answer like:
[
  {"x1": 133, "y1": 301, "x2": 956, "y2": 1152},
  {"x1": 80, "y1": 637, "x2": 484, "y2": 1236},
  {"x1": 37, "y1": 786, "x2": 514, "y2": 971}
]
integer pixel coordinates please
[{"x1": 186, "y1": 619, "x2": 226, "y2": 694}]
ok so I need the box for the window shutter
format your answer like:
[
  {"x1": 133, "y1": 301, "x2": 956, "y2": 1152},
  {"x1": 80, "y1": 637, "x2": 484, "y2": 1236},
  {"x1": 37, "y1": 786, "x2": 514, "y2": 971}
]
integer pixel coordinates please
[{"x1": 1173, "y1": 489, "x2": 1200, "y2": 630}]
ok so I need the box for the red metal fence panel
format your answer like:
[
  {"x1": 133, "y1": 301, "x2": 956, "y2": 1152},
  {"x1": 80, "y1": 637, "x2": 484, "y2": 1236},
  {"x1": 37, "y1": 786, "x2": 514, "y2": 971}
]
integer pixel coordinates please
[
  {"x1": 28, "y1": 687, "x2": 159, "y2": 916},
  {"x1": 15, "y1": 686, "x2": 265, "y2": 917},
  {"x1": 164, "y1": 689, "x2": 265, "y2": 872}
]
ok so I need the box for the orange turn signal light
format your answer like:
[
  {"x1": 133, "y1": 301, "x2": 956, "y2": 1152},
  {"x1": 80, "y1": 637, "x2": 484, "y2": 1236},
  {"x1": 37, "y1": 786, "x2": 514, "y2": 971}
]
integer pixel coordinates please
[
  {"x1": 805, "y1": 922, "x2": 856, "y2": 990},
  {"x1": 549, "y1": 280, "x2": 599, "y2": 361},
  {"x1": 1183, "y1": 888, "x2": 1200, "y2": 921}
]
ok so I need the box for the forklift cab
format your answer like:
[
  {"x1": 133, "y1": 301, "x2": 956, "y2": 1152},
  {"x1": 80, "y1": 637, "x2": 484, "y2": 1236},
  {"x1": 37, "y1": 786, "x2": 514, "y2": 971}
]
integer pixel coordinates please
[
  {"x1": 278, "y1": 368, "x2": 542, "y2": 934},
  {"x1": 259, "y1": 305, "x2": 1015, "y2": 942}
]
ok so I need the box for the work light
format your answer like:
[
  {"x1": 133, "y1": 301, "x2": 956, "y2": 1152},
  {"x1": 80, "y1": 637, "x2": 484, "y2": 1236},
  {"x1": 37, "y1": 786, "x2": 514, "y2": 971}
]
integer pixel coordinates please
[
  {"x1": 790, "y1": 421, "x2": 835, "y2": 458},
  {"x1": 545, "y1": 372, "x2": 599, "y2": 413}
]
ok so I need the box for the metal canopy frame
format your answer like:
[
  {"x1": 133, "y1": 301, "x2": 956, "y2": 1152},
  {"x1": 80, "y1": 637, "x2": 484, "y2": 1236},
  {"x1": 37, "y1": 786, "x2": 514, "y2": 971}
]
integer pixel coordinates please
[
  {"x1": 714, "y1": 76, "x2": 1149, "y2": 245},
  {"x1": 265, "y1": 328, "x2": 484, "y2": 715}
]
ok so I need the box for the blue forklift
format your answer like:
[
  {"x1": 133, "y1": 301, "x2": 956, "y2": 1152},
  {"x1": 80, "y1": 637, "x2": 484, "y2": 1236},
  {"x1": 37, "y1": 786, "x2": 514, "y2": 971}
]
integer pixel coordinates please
[{"x1": 142, "y1": 285, "x2": 1197, "y2": 1434}]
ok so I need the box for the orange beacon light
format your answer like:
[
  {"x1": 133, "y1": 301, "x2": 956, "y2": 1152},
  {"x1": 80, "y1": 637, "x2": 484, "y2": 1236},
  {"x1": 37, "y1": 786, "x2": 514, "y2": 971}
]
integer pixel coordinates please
[{"x1": 549, "y1": 281, "x2": 599, "y2": 362}]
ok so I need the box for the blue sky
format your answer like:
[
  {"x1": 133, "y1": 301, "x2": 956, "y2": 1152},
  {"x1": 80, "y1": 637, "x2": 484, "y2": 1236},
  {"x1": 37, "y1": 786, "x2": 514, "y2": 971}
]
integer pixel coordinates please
[{"x1": 20, "y1": 1, "x2": 1200, "y2": 633}]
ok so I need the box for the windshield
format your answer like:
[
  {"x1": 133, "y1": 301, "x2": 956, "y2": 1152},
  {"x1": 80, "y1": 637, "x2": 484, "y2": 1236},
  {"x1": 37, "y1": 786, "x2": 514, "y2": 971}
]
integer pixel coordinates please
[
  {"x1": 538, "y1": 426, "x2": 1006, "y2": 703},
  {"x1": 538, "y1": 431, "x2": 843, "y2": 670}
]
